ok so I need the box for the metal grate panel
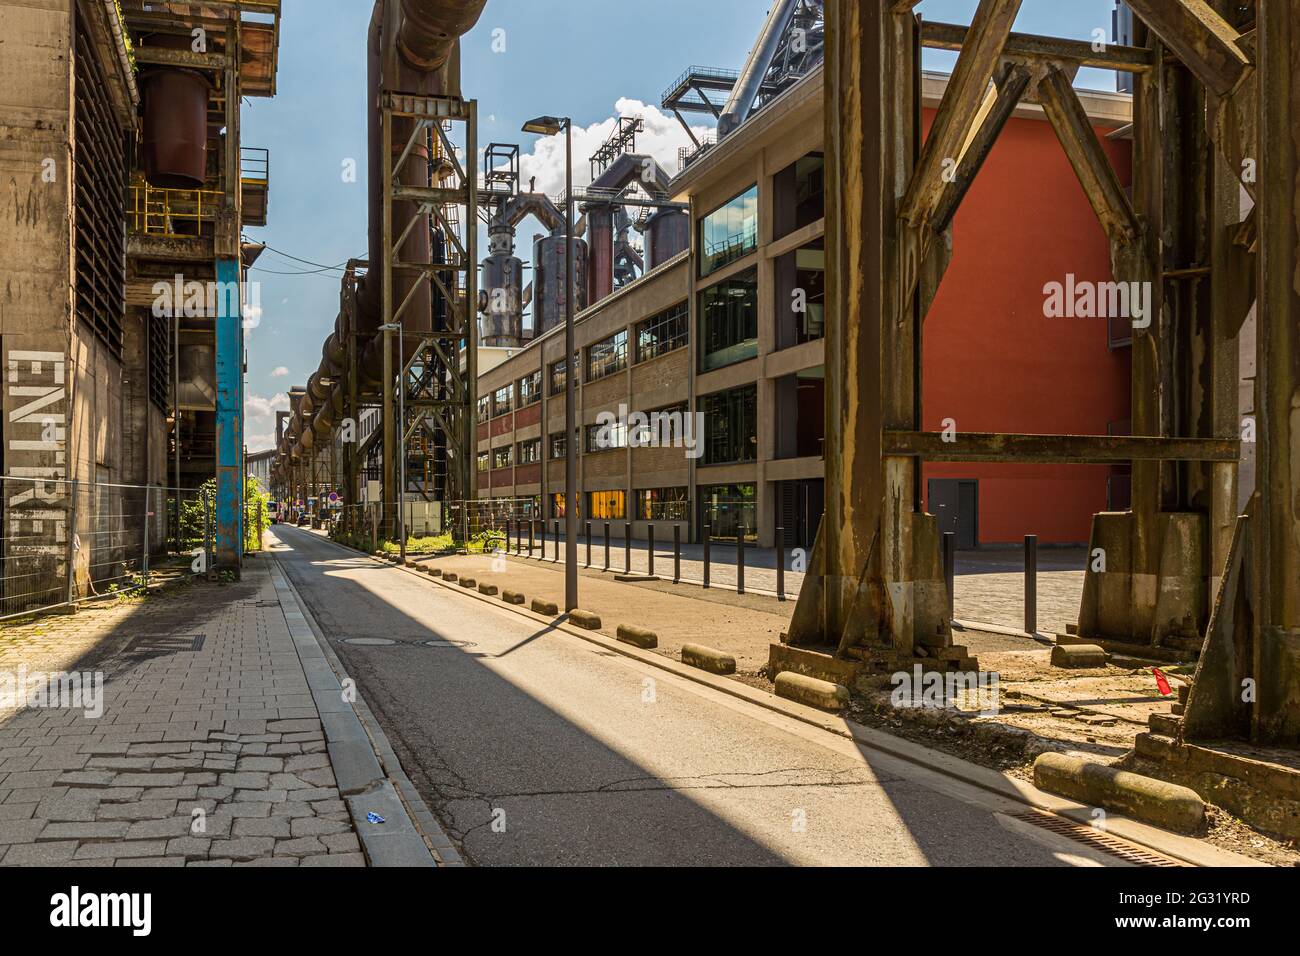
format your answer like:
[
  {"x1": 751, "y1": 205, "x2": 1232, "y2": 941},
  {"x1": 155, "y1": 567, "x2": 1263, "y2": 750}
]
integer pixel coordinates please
[{"x1": 1010, "y1": 808, "x2": 1186, "y2": 867}]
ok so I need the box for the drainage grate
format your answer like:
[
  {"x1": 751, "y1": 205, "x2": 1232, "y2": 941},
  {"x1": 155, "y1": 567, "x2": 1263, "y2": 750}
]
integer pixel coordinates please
[
  {"x1": 1009, "y1": 808, "x2": 1185, "y2": 867},
  {"x1": 122, "y1": 634, "x2": 206, "y2": 659}
]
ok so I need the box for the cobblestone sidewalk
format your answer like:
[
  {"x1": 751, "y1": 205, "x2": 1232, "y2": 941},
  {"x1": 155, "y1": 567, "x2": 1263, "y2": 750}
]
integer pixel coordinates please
[{"x1": 0, "y1": 558, "x2": 364, "y2": 867}]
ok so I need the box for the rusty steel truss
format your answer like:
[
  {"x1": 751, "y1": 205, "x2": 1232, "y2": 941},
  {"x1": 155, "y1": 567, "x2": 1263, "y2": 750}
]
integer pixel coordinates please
[{"x1": 790, "y1": 0, "x2": 1299, "y2": 746}]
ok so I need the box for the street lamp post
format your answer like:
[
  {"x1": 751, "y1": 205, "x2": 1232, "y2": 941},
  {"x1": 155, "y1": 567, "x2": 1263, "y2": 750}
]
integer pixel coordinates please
[{"x1": 523, "y1": 115, "x2": 578, "y2": 612}]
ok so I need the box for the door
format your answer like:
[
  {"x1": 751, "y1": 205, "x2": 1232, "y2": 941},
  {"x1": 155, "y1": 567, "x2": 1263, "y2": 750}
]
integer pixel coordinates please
[{"x1": 928, "y1": 479, "x2": 978, "y2": 550}]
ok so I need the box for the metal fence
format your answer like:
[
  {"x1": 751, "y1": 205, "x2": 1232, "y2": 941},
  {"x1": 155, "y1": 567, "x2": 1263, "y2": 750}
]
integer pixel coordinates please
[{"x1": 0, "y1": 477, "x2": 257, "y2": 621}]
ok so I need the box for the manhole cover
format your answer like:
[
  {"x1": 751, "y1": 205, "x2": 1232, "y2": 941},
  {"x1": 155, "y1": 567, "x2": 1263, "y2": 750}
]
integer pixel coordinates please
[
  {"x1": 341, "y1": 638, "x2": 397, "y2": 647},
  {"x1": 422, "y1": 639, "x2": 476, "y2": 649}
]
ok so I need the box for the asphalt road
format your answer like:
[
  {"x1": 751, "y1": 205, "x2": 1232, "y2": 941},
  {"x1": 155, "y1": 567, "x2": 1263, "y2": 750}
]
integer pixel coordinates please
[{"x1": 270, "y1": 525, "x2": 1121, "y2": 867}]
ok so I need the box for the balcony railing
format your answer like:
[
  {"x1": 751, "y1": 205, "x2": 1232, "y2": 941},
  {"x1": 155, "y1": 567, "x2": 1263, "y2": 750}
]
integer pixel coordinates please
[{"x1": 129, "y1": 181, "x2": 221, "y2": 239}]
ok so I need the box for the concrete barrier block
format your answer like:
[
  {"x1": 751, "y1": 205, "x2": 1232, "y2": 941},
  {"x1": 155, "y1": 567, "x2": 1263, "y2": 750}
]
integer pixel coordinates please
[
  {"x1": 423, "y1": 567, "x2": 440, "y2": 577},
  {"x1": 477, "y1": 583, "x2": 498, "y2": 596},
  {"x1": 681, "y1": 643, "x2": 736, "y2": 675},
  {"x1": 531, "y1": 598, "x2": 559, "y2": 616},
  {"x1": 568, "y1": 609, "x2": 601, "y2": 630},
  {"x1": 459, "y1": 577, "x2": 477, "y2": 588},
  {"x1": 501, "y1": 590, "x2": 525, "y2": 605},
  {"x1": 1033, "y1": 752, "x2": 1205, "y2": 834},
  {"x1": 775, "y1": 672, "x2": 850, "y2": 712},
  {"x1": 616, "y1": 624, "x2": 658, "y2": 649},
  {"x1": 443, "y1": 572, "x2": 458, "y2": 583},
  {"x1": 1051, "y1": 643, "x2": 1109, "y2": 668}
]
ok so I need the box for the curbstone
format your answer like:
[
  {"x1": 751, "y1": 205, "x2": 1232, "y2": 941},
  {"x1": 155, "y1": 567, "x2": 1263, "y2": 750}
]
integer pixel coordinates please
[
  {"x1": 428, "y1": 567, "x2": 442, "y2": 577},
  {"x1": 774, "y1": 672, "x2": 849, "y2": 712},
  {"x1": 1051, "y1": 643, "x2": 1109, "y2": 668},
  {"x1": 477, "y1": 583, "x2": 498, "y2": 596},
  {"x1": 568, "y1": 609, "x2": 601, "y2": 630},
  {"x1": 1033, "y1": 752, "x2": 1205, "y2": 834},
  {"x1": 681, "y1": 643, "x2": 736, "y2": 675},
  {"x1": 531, "y1": 598, "x2": 559, "y2": 616},
  {"x1": 443, "y1": 572, "x2": 458, "y2": 583},
  {"x1": 459, "y1": 577, "x2": 477, "y2": 588},
  {"x1": 501, "y1": 590, "x2": 525, "y2": 605},
  {"x1": 616, "y1": 624, "x2": 658, "y2": 649}
]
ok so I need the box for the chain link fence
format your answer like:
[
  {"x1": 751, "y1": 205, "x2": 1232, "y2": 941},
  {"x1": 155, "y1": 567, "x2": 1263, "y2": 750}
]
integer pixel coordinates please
[{"x1": 0, "y1": 477, "x2": 260, "y2": 621}]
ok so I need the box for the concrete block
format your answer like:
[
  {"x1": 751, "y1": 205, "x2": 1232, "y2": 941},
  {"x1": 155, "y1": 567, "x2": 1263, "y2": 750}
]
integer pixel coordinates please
[
  {"x1": 774, "y1": 672, "x2": 850, "y2": 712},
  {"x1": 477, "y1": 583, "x2": 499, "y2": 596},
  {"x1": 1033, "y1": 752, "x2": 1205, "y2": 834},
  {"x1": 1051, "y1": 643, "x2": 1108, "y2": 668},
  {"x1": 568, "y1": 609, "x2": 601, "y2": 630},
  {"x1": 501, "y1": 590, "x2": 525, "y2": 605},
  {"x1": 423, "y1": 567, "x2": 440, "y2": 576},
  {"x1": 458, "y1": 577, "x2": 477, "y2": 588},
  {"x1": 443, "y1": 572, "x2": 458, "y2": 583},
  {"x1": 616, "y1": 624, "x2": 658, "y2": 649},
  {"x1": 531, "y1": 598, "x2": 559, "y2": 616},
  {"x1": 681, "y1": 643, "x2": 736, "y2": 675}
]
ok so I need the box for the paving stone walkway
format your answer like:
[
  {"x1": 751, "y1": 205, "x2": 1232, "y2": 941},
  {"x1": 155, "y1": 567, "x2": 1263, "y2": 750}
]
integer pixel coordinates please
[{"x1": 0, "y1": 558, "x2": 365, "y2": 867}]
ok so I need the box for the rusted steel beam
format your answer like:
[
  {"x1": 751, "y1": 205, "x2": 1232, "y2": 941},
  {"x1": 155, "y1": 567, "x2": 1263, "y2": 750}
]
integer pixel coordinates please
[
  {"x1": 900, "y1": 0, "x2": 1022, "y2": 228},
  {"x1": 883, "y1": 431, "x2": 1241, "y2": 464},
  {"x1": 921, "y1": 20, "x2": 1157, "y2": 74},
  {"x1": 1253, "y1": 0, "x2": 1300, "y2": 744},
  {"x1": 1125, "y1": 0, "x2": 1251, "y2": 98},
  {"x1": 1038, "y1": 66, "x2": 1141, "y2": 245},
  {"x1": 932, "y1": 64, "x2": 1030, "y2": 233}
]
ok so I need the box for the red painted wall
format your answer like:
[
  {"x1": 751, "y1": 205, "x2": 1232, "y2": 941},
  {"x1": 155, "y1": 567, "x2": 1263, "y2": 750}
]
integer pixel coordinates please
[{"x1": 920, "y1": 106, "x2": 1133, "y2": 544}]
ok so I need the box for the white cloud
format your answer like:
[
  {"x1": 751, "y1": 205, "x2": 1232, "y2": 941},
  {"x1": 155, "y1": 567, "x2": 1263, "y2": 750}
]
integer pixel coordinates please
[
  {"x1": 245, "y1": 392, "x2": 290, "y2": 453},
  {"x1": 518, "y1": 99, "x2": 712, "y2": 198},
  {"x1": 271, "y1": 366, "x2": 290, "y2": 378}
]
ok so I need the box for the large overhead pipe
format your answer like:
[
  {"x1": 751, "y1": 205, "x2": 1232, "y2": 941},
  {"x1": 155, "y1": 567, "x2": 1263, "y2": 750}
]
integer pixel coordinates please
[
  {"x1": 284, "y1": 0, "x2": 486, "y2": 457},
  {"x1": 717, "y1": 0, "x2": 798, "y2": 139}
]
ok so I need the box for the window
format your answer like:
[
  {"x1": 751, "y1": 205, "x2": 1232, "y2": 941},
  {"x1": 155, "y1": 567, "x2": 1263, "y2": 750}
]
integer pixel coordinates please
[
  {"x1": 632, "y1": 402, "x2": 690, "y2": 448},
  {"x1": 699, "y1": 268, "x2": 758, "y2": 371},
  {"x1": 699, "y1": 185, "x2": 759, "y2": 278},
  {"x1": 549, "y1": 353, "x2": 580, "y2": 395},
  {"x1": 492, "y1": 446, "x2": 514, "y2": 470},
  {"x1": 518, "y1": 371, "x2": 541, "y2": 407},
  {"x1": 549, "y1": 431, "x2": 567, "y2": 460},
  {"x1": 587, "y1": 330, "x2": 628, "y2": 382},
  {"x1": 493, "y1": 384, "x2": 514, "y2": 417},
  {"x1": 587, "y1": 420, "x2": 628, "y2": 453},
  {"x1": 476, "y1": 396, "x2": 491, "y2": 424},
  {"x1": 476, "y1": 452, "x2": 490, "y2": 473},
  {"x1": 588, "y1": 490, "x2": 626, "y2": 520},
  {"x1": 773, "y1": 153, "x2": 825, "y2": 241},
  {"x1": 636, "y1": 302, "x2": 688, "y2": 363},
  {"x1": 551, "y1": 493, "x2": 579, "y2": 518},
  {"x1": 699, "y1": 484, "x2": 757, "y2": 541},
  {"x1": 775, "y1": 241, "x2": 825, "y2": 349},
  {"x1": 517, "y1": 438, "x2": 541, "y2": 464},
  {"x1": 637, "y1": 487, "x2": 689, "y2": 521},
  {"x1": 701, "y1": 385, "x2": 757, "y2": 465}
]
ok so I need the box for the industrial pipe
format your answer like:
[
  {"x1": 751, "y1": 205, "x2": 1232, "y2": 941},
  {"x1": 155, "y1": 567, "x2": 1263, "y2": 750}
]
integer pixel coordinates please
[{"x1": 718, "y1": 0, "x2": 798, "y2": 139}]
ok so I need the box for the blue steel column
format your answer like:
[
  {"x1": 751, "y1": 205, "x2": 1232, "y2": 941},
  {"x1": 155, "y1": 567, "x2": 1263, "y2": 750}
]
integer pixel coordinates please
[{"x1": 215, "y1": 257, "x2": 244, "y2": 570}]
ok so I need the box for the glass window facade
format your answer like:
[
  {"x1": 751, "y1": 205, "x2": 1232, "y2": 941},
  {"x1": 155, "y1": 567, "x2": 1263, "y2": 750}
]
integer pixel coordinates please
[
  {"x1": 587, "y1": 420, "x2": 628, "y2": 453},
  {"x1": 492, "y1": 445, "x2": 514, "y2": 469},
  {"x1": 775, "y1": 241, "x2": 826, "y2": 350},
  {"x1": 549, "y1": 353, "x2": 579, "y2": 395},
  {"x1": 551, "y1": 493, "x2": 579, "y2": 518},
  {"x1": 587, "y1": 330, "x2": 627, "y2": 382},
  {"x1": 549, "y1": 432, "x2": 566, "y2": 460},
  {"x1": 699, "y1": 185, "x2": 758, "y2": 278},
  {"x1": 637, "y1": 487, "x2": 689, "y2": 521},
  {"x1": 476, "y1": 452, "x2": 489, "y2": 473},
  {"x1": 773, "y1": 153, "x2": 825, "y2": 241},
  {"x1": 588, "y1": 490, "x2": 626, "y2": 520},
  {"x1": 635, "y1": 302, "x2": 688, "y2": 363},
  {"x1": 701, "y1": 385, "x2": 757, "y2": 465},
  {"x1": 476, "y1": 396, "x2": 491, "y2": 424},
  {"x1": 699, "y1": 268, "x2": 758, "y2": 371}
]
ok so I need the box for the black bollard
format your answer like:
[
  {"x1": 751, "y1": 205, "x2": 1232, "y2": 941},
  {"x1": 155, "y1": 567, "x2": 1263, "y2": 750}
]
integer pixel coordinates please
[
  {"x1": 647, "y1": 523, "x2": 655, "y2": 577},
  {"x1": 737, "y1": 531, "x2": 745, "y2": 595},
  {"x1": 703, "y1": 524, "x2": 711, "y2": 589},
  {"x1": 624, "y1": 523, "x2": 632, "y2": 574},
  {"x1": 585, "y1": 521, "x2": 591, "y2": 568},
  {"x1": 604, "y1": 522, "x2": 611, "y2": 571},
  {"x1": 673, "y1": 524, "x2": 681, "y2": 584},
  {"x1": 1025, "y1": 534, "x2": 1038, "y2": 635},
  {"x1": 776, "y1": 526, "x2": 785, "y2": 602}
]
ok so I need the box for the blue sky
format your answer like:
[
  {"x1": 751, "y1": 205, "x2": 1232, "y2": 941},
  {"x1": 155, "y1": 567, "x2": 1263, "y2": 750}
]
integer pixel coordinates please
[{"x1": 241, "y1": 0, "x2": 1120, "y2": 450}]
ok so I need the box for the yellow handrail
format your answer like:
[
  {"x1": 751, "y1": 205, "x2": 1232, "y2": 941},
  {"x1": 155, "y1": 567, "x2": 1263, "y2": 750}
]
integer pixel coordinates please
[{"x1": 128, "y1": 182, "x2": 222, "y2": 238}]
